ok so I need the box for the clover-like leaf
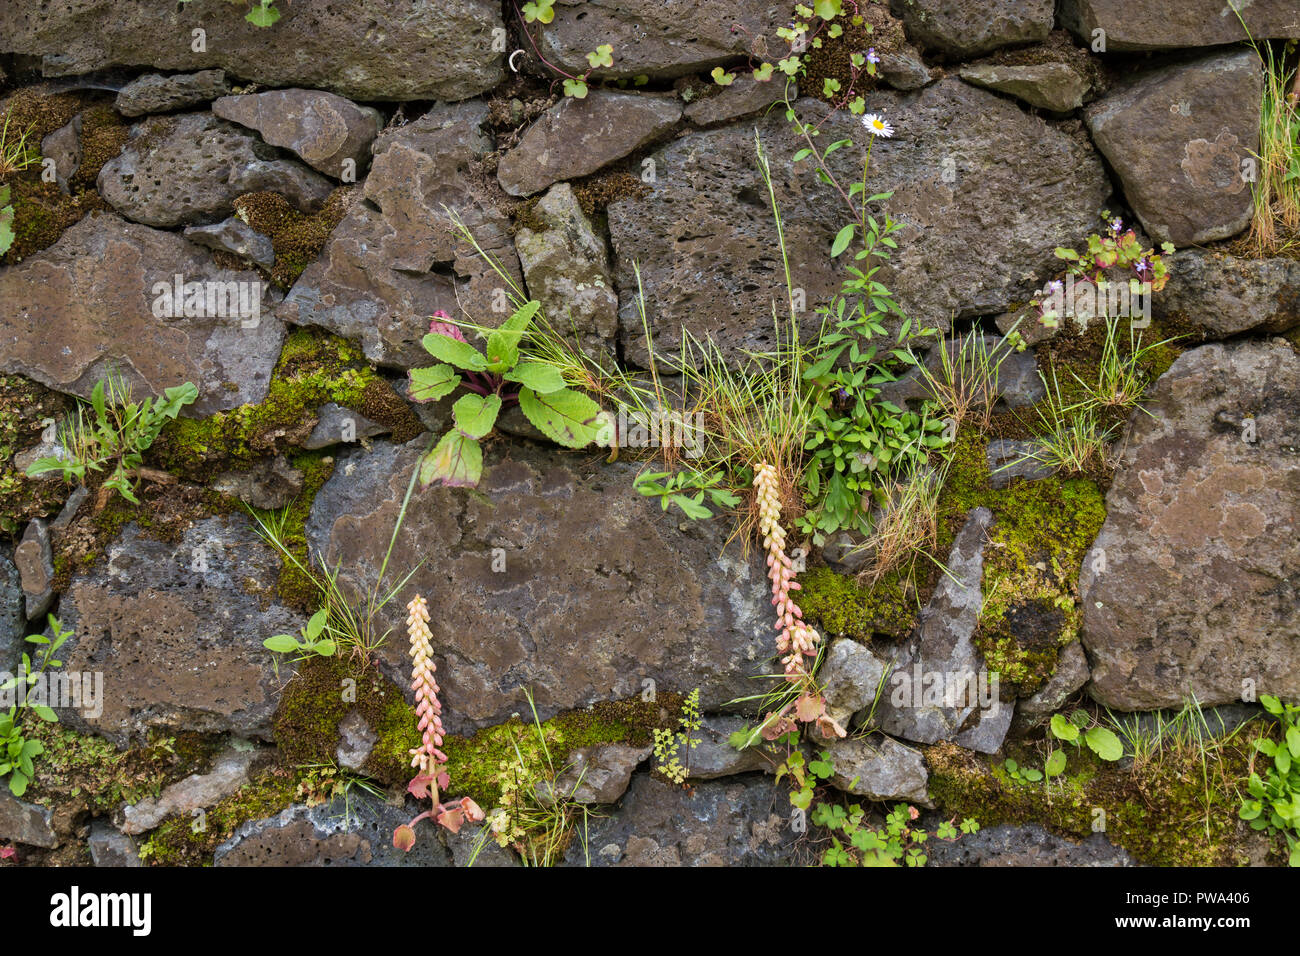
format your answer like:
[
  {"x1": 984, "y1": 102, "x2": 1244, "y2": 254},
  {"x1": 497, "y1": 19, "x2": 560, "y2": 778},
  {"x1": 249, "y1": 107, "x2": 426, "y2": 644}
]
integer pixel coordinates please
[
  {"x1": 586, "y1": 44, "x2": 614, "y2": 69},
  {"x1": 563, "y1": 78, "x2": 589, "y2": 99}
]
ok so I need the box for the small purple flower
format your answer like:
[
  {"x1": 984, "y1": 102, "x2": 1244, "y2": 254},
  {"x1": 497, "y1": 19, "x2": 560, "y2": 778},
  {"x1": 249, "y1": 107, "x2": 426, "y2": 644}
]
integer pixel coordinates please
[
  {"x1": 865, "y1": 47, "x2": 880, "y2": 65},
  {"x1": 1109, "y1": 217, "x2": 1123, "y2": 234},
  {"x1": 1134, "y1": 257, "x2": 1153, "y2": 280}
]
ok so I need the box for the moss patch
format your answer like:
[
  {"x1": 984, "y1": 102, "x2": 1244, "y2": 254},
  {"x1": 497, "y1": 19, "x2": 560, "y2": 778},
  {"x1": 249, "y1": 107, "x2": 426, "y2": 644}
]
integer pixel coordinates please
[
  {"x1": 443, "y1": 695, "x2": 678, "y2": 808},
  {"x1": 151, "y1": 327, "x2": 420, "y2": 479},
  {"x1": 926, "y1": 730, "x2": 1276, "y2": 866},
  {"x1": 233, "y1": 187, "x2": 355, "y2": 287},
  {"x1": 273, "y1": 655, "x2": 420, "y2": 787},
  {"x1": 1, "y1": 177, "x2": 109, "y2": 264},
  {"x1": 799, "y1": 563, "x2": 922, "y2": 640},
  {"x1": 0, "y1": 374, "x2": 71, "y2": 534},
  {"x1": 137, "y1": 767, "x2": 302, "y2": 866}
]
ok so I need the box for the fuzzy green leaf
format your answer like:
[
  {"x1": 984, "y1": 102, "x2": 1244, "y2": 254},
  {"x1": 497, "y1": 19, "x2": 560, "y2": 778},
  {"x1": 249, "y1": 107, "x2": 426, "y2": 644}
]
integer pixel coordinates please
[
  {"x1": 408, "y1": 364, "x2": 461, "y2": 403},
  {"x1": 419, "y1": 430, "x2": 484, "y2": 488},
  {"x1": 504, "y1": 361, "x2": 565, "y2": 393},
  {"x1": 422, "y1": 333, "x2": 487, "y2": 372},
  {"x1": 451, "y1": 393, "x2": 502, "y2": 439},
  {"x1": 518, "y1": 387, "x2": 602, "y2": 448}
]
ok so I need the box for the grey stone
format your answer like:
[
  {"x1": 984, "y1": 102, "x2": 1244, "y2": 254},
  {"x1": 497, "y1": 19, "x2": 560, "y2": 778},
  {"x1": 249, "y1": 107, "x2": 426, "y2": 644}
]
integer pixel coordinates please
[
  {"x1": 214, "y1": 791, "x2": 452, "y2": 866},
  {"x1": 184, "y1": 218, "x2": 276, "y2": 270},
  {"x1": 49, "y1": 485, "x2": 89, "y2": 532},
  {"x1": 1084, "y1": 50, "x2": 1261, "y2": 246},
  {"x1": 0, "y1": 213, "x2": 287, "y2": 415},
  {"x1": 279, "y1": 100, "x2": 520, "y2": 370},
  {"x1": 564, "y1": 773, "x2": 799, "y2": 866},
  {"x1": 818, "y1": 639, "x2": 889, "y2": 737},
  {"x1": 121, "y1": 747, "x2": 260, "y2": 835},
  {"x1": 445, "y1": 822, "x2": 519, "y2": 867},
  {"x1": 608, "y1": 85, "x2": 1108, "y2": 366},
  {"x1": 961, "y1": 62, "x2": 1090, "y2": 112},
  {"x1": 115, "y1": 70, "x2": 231, "y2": 117},
  {"x1": 41, "y1": 115, "x2": 81, "y2": 191},
  {"x1": 335, "y1": 711, "x2": 377, "y2": 772},
  {"x1": 878, "y1": 336, "x2": 1043, "y2": 409},
  {"x1": 925, "y1": 821, "x2": 1136, "y2": 865},
  {"x1": 14, "y1": 519, "x2": 53, "y2": 621},
  {"x1": 1080, "y1": 341, "x2": 1300, "y2": 710},
  {"x1": 88, "y1": 820, "x2": 141, "y2": 866},
  {"x1": 532, "y1": 0, "x2": 787, "y2": 82},
  {"x1": 685, "y1": 76, "x2": 789, "y2": 125},
  {"x1": 304, "y1": 439, "x2": 773, "y2": 734},
  {"x1": 213, "y1": 90, "x2": 383, "y2": 179},
  {"x1": 878, "y1": 47, "x2": 934, "y2": 90},
  {"x1": 1059, "y1": 0, "x2": 1300, "y2": 52},
  {"x1": 1155, "y1": 249, "x2": 1300, "y2": 337},
  {"x1": 98, "y1": 112, "x2": 334, "y2": 228},
  {"x1": 211, "y1": 454, "x2": 305, "y2": 510},
  {"x1": 541, "y1": 742, "x2": 651, "y2": 804},
  {"x1": 1015, "y1": 640, "x2": 1091, "y2": 726},
  {"x1": 303, "y1": 403, "x2": 391, "y2": 450},
  {"x1": 1, "y1": 1, "x2": 504, "y2": 102},
  {"x1": 0, "y1": 791, "x2": 58, "y2": 848},
  {"x1": 0, "y1": 554, "x2": 23, "y2": 674},
  {"x1": 987, "y1": 439, "x2": 1057, "y2": 490},
  {"x1": 688, "y1": 715, "x2": 785, "y2": 780},
  {"x1": 54, "y1": 515, "x2": 303, "y2": 746},
  {"x1": 891, "y1": 0, "x2": 1054, "y2": 58},
  {"x1": 823, "y1": 733, "x2": 932, "y2": 806},
  {"x1": 872, "y1": 508, "x2": 1013, "y2": 752},
  {"x1": 498, "y1": 90, "x2": 681, "y2": 197},
  {"x1": 514, "y1": 183, "x2": 619, "y2": 367}
]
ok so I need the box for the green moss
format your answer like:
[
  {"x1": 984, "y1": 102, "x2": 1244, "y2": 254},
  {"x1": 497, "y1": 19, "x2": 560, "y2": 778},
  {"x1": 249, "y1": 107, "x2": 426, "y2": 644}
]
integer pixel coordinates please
[
  {"x1": 69, "y1": 104, "x2": 127, "y2": 190},
  {"x1": 2, "y1": 177, "x2": 109, "y2": 263},
  {"x1": 929, "y1": 428, "x2": 1106, "y2": 695},
  {"x1": 273, "y1": 655, "x2": 418, "y2": 787},
  {"x1": 25, "y1": 722, "x2": 215, "y2": 815},
  {"x1": 799, "y1": 564, "x2": 921, "y2": 640},
  {"x1": 442, "y1": 695, "x2": 675, "y2": 808},
  {"x1": 137, "y1": 768, "x2": 302, "y2": 866},
  {"x1": 233, "y1": 187, "x2": 354, "y2": 287},
  {"x1": 926, "y1": 735, "x2": 1269, "y2": 866},
  {"x1": 152, "y1": 326, "x2": 419, "y2": 479},
  {"x1": 0, "y1": 374, "x2": 70, "y2": 533}
]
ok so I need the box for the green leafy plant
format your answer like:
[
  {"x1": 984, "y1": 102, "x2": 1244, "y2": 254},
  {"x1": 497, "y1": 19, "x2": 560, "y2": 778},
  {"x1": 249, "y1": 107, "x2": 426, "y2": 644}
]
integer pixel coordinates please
[
  {"x1": 1003, "y1": 758, "x2": 1044, "y2": 785},
  {"x1": 408, "y1": 304, "x2": 603, "y2": 488},
  {"x1": 1240, "y1": 694, "x2": 1300, "y2": 866},
  {"x1": 816, "y1": 802, "x2": 979, "y2": 867},
  {"x1": 0, "y1": 186, "x2": 14, "y2": 259},
  {"x1": 0, "y1": 114, "x2": 39, "y2": 180},
  {"x1": 652, "y1": 688, "x2": 701, "y2": 785},
  {"x1": 263, "y1": 608, "x2": 335, "y2": 658},
  {"x1": 1047, "y1": 709, "x2": 1125, "y2": 777},
  {"x1": 25, "y1": 376, "x2": 198, "y2": 504},
  {"x1": 633, "y1": 468, "x2": 739, "y2": 521},
  {"x1": 0, "y1": 615, "x2": 70, "y2": 797},
  {"x1": 517, "y1": 0, "x2": 614, "y2": 99},
  {"x1": 471, "y1": 690, "x2": 593, "y2": 867}
]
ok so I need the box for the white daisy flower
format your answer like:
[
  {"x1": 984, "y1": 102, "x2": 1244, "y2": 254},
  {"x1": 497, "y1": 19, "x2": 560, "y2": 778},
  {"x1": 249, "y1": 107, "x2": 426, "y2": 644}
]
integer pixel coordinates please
[{"x1": 861, "y1": 113, "x2": 894, "y2": 138}]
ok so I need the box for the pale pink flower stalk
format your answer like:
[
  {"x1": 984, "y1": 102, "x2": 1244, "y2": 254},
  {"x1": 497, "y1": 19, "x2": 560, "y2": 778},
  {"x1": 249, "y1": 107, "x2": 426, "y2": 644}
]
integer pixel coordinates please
[
  {"x1": 753, "y1": 463, "x2": 845, "y2": 740},
  {"x1": 393, "y1": 594, "x2": 484, "y2": 851}
]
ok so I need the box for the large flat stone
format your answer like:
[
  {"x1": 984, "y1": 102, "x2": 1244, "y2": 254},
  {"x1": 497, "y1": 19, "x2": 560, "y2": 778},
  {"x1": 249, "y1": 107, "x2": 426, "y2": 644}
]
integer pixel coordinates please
[
  {"x1": 54, "y1": 516, "x2": 302, "y2": 746},
  {"x1": 304, "y1": 439, "x2": 773, "y2": 733},
  {"x1": 0, "y1": 213, "x2": 285, "y2": 415},
  {"x1": 1084, "y1": 50, "x2": 1261, "y2": 246},
  {"x1": 279, "y1": 100, "x2": 520, "y2": 370},
  {"x1": 608, "y1": 84, "x2": 1108, "y2": 367},
  {"x1": 497, "y1": 90, "x2": 681, "y2": 197},
  {"x1": 1060, "y1": 0, "x2": 1300, "y2": 51},
  {"x1": 532, "y1": 0, "x2": 788, "y2": 81},
  {"x1": 0, "y1": 0, "x2": 504, "y2": 101},
  {"x1": 892, "y1": 0, "x2": 1054, "y2": 58},
  {"x1": 1080, "y1": 341, "x2": 1300, "y2": 710}
]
